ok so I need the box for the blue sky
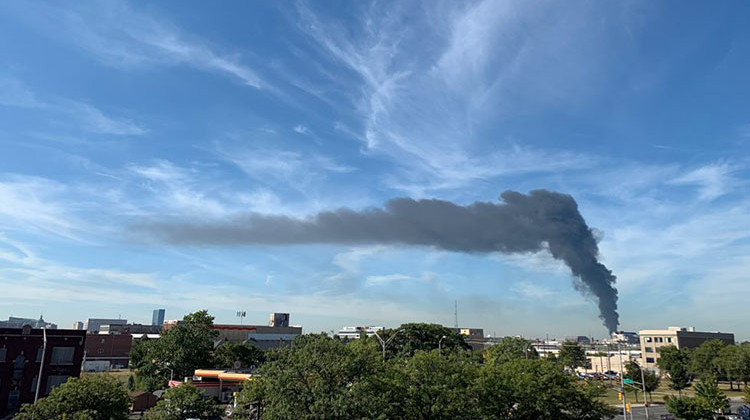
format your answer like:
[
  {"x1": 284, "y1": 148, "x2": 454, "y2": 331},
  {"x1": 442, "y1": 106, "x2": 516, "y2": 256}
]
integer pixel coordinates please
[{"x1": 1, "y1": 0, "x2": 749, "y2": 339}]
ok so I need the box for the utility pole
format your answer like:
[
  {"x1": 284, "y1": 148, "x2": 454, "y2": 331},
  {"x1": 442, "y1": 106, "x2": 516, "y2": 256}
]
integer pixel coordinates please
[
  {"x1": 640, "y1": 362, "x2": 650, "y2": 420},
  {"x1": 34, "y1": 327, "x2": 47, "y2": 404},
  {"x1": 617, "y1": 341, "x2": 627, "y2": 420}
]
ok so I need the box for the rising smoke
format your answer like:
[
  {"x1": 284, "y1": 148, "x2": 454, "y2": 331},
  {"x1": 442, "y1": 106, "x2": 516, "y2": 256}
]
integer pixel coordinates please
[{"x1": 144, "y1": 190, "x2": 619, "y2": 332}]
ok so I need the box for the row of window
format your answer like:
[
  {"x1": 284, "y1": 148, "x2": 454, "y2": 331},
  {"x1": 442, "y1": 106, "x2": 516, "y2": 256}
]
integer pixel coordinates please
[
  {"x1": 0, "y1": 346, "x2": 76, "y2": 364},
  {"x1": 644, "y1": 336, "x2": 673, "y2": 343}
]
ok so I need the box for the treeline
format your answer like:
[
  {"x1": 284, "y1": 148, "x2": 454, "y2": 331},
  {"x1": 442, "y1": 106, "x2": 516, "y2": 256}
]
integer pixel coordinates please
[
  {"x1": 657, "y1": 339, "x2": 750, "y2": 392},
  {"x1": 18, "y1": 311, "x2": 618, "y2": 419},
  {"x1": 656, "y1": 339, "x2": 750, "y2": 419},
  {"x1": 234, "y1": 333, "x2": 615, "y2": 420}
]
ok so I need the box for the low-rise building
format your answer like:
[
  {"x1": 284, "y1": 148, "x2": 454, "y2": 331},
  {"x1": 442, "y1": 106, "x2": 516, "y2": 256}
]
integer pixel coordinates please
[
  {"x1": 337, "y1": 326, "x2": 383, "y2": 339},
  {"x1": 448, "y1": 327, "x2": 486, "y2": 351},
  {"x1": 99, "y1": 323, "x2": 161, "y2": 335},
  {"x1": 83, "y1": 333, "x2": 132, "y2": 370},
  {"x1": 84, "y1": 318, "x2": 127, "y2": 334},
  {"x1": 639, "y1": 327, "x2": 735, "y2": 371},
  {"x1": 0, "y1": 316, "x2": 57, "y2": 329},
  {"x1": 0, "y1": 326, "x2": 86, "y2": 417}
]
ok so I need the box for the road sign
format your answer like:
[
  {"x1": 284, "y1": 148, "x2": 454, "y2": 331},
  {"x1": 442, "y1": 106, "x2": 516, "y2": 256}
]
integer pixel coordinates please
[{"x1": 624, "y1": 379, "x2": 635, "y2": 384}]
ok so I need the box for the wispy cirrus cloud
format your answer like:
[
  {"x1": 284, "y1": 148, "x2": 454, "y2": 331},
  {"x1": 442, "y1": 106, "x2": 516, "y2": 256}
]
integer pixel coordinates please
[
  {"x1": 0, "y1": 75, "x2": 147, "y2": 136},
  {"x1": 216, "y1": 142, "x2": 355, "y2": 192},
  {"x1": 9, "y1": 1, "x2": 263, "y2": 88},
  {"x1": 67, "y1": 101, "x2": 147, "y2": 136},
  {"x1": 669, "y1": 162, "x2": 737, "y2": 201},
  {"x1": 295, "y1": 0, "x2": 622, "y2": 194},
  {"x1": 0, "y1": 174, "x2": 83, "y2": 239}
]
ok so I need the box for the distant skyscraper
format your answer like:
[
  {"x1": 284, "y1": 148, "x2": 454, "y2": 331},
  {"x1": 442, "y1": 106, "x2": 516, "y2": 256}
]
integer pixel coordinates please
[
  {"x1": 151, "y1": 309, "x2": 165, "y2": 326},
  {"x1": 72, "y1": 321, "x2": 84, "y2": 330}
]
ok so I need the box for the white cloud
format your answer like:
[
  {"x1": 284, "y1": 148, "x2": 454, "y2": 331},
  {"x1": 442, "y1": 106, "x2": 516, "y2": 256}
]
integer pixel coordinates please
[
  {"x1": 127, "y1": 160, "x2": 229, "y2": 217},
  {"x1": 293, "y1": 124, "x2": 311, "y2": 135},
  {"x1": 0, "y1": 76, "x2": 44, "y2": 108},
  {"x1": 68, "y1": 101, "x2": 147, "y2": 136},
  {"x1": 17, "y1": 1, "x2": 262, "y2": 88},
  {"x1": 0, "y1": 175, "x2": 82, "y2": 239},
  {"x1": 296, "y1": 1, "x2": 613, "y2": 194},
  {"x1": 216, "y1": 144, "x2": 355, "y2": 191},
  {"x1": 669, "y1": 163, "x2": 736, "y2": 201},
  {"x1": 0, "y1": 76, "x2": 147, "y2": 136},
  {"x1": 365, "y1": 273, "x2": 413, "y2": 287},
  {"x1": 511, "y1": 280, "x2": 556, "y2": 300}
]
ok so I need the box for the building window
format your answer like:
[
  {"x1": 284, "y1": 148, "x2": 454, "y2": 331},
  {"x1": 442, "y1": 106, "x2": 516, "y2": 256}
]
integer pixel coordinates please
[
  {"x1": 50, "y1": 347, "x2": 75, "y2": 365},
  {"x1": 646, "y1": 357, "x2": 655, "y2": 363},
  {"x1": 46, "y1": 375, "x2": 69, "y2": 394},
  {"x1": 98, "y1": 348, "x2": 104, "y2": 354},
  {"x1": 7, "y1": 390, "x2": 20, "y2": 412},
  {"x1": 657, "y1": 337, "x2": 663, "y2": 343},
  {"x1": 30, "y1": 376, "x2": 38, "y2": 392},
  {"x1": 667, "y1": 337, "x2": 672, "y2": 343},
  {"x1": 645, "y1": 337, "x2": 652, "y2": 343},
  {"x1": 645, "y1": 347, "x2": 654, "y2": 353},
  {"x1": 0, "y1": 347, "x2": 6, "y2": 362},
  {"x1": 36, "y1": 346, "x2": 44, "y2": 362}
]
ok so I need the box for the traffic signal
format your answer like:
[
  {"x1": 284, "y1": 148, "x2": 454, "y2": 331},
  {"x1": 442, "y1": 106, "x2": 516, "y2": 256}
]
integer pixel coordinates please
[
  {"x1": 617, "y1": 392, "x2": 623, "y2": 401},
  {"x1": 626, "y1": 403, "x2": 631, "y2": 413}
]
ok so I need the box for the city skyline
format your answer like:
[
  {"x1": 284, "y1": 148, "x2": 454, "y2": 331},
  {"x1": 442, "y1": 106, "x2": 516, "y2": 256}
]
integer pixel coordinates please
[{"x1": 2, "y1": 1, "x2": 750, "y2": 339}]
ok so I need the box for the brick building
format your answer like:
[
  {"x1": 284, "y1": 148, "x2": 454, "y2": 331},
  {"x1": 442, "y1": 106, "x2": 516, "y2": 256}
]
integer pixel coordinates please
[
  {"x1": 84, "y1": 333, "x2": 133, "y2": 370},
  {"x1": 0, "y1": 326, "x2": 86, "y2": 417}
]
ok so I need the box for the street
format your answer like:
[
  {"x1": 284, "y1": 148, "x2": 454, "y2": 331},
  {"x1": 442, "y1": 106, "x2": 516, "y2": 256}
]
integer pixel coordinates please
[{"x1": 612, "y1": 401, "x2": 746, "y2": 419}]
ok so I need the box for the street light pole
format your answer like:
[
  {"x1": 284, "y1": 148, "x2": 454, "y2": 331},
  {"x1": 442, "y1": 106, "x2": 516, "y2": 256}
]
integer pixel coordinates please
[{"x1": 373, "y1": 329, "x2": 405, "y2": 361}]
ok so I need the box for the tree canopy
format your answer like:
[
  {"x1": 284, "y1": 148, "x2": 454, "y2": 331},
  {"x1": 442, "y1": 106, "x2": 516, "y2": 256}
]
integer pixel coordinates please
[
  {"x1": 483, "y1": 337, "x2": 537, "y2": 366},
  {"x1": 130, "y1": 310, "x2": 218, "y2": 391},
  {"x1": 144, "y1": 383, "x2": 220, "y2": 420},
  {"x1": 558, "y1": 341, "x2": 587, "y2": 371},
  {"x1": 14, "y1": 375, "x2": 130, "y2": 420},
  {"x1": 657, "y1": 345, "x2": 693, "y2": 395},
  {"x1": 382, "y1": 323, "x2": 470, "y2": 358},
  {"x1": 234, "y1": 333, "x2": 614, "y2": 420}
]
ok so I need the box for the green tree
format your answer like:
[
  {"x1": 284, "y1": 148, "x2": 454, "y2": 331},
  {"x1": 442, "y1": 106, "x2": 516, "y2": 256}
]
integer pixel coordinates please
[
  {"x1": 658, "y1": 345, "x2": 693, "y2": 395},
  {"x1": 395, "y1": 350, "x2": 479, "y2": 419},
  {"x1": 237, "y1": 333, "x2": 373, "y2": 419},
  {"x1": 689, "y1": 339, "x2": 726, "y2": 381},
  {"x1": 131, "y1": 310, "x2": 218, "y2": 391},
  {"x1": 475, "y1": 359, "x2": 615, "y2": 419},
  {"x1": 558, "y1": 341, "x2": 587, "y2": 372},
  {"x1": 14, "y1": 375, "x2": 130, "y2": 420},
  {"x1": 665, "y1": 396, "x2": 713, "y2": 420},
  {"x1": 483, "y1": 337, "x2": 537, "y2": 365},
  {"x1": 144, "y1": 383, "x2": 220, "y2": 420},
  {"x1": 383, "y1": 323, "x2": 470, "y2": 358},
  {"x1": 624, "y1": 360, "x2": 660, "y2": 402},
  {"x1": 213, "y1": 342, "x2": 265, "y2": 370},
  {"x1": 693, "y1": 377, "x2": 729, "y2": 414},
  {"x1": 717, "y1": 345, "x2": 745, "y2": 390}
]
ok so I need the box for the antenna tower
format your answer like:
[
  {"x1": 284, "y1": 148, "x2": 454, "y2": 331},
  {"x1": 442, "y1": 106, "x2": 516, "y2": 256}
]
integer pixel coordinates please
[{"x1": 454, "y1": 300, "x2": 458, "y2": 328}]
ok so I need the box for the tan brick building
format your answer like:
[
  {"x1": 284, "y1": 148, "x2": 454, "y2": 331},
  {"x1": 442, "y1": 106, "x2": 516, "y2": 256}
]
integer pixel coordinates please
[{"x1": 639, "y1": 327, "x2": 734, "y2": 371}]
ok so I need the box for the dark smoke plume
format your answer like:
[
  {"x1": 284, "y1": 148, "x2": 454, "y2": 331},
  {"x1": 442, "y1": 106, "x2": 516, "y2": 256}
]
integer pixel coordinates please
[{"x1": 145, "y1": 190, "x2": 619, "y2": 331}]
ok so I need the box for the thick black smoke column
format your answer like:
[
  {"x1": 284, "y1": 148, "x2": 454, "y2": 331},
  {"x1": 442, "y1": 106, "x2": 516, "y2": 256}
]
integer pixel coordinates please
[{"x1": 146, "y1": 190, "x2": 619, "y2": 332}]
